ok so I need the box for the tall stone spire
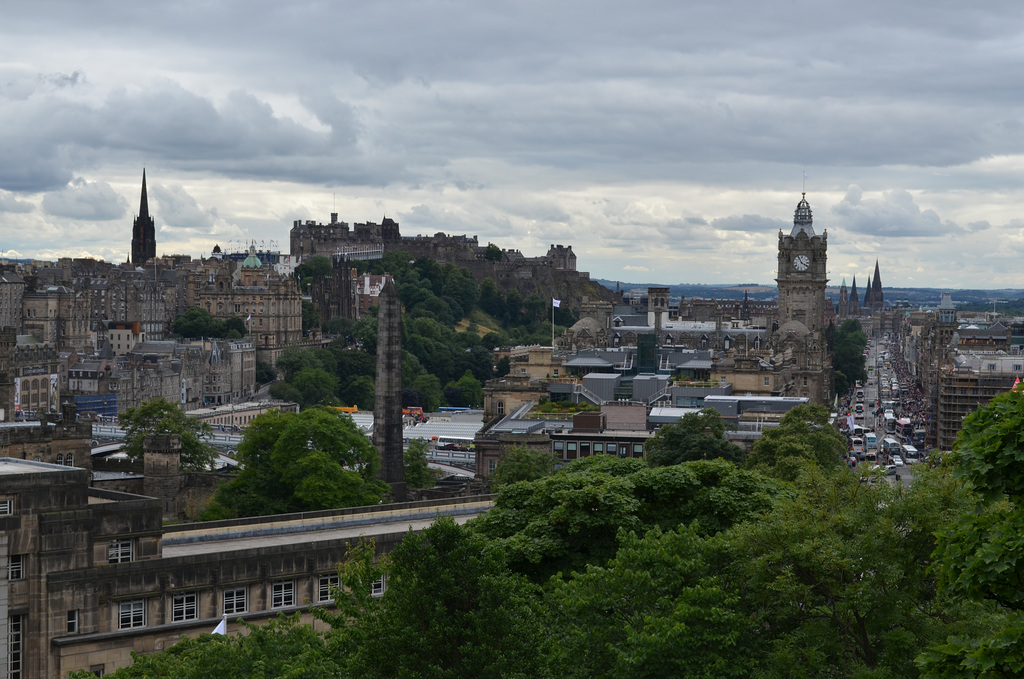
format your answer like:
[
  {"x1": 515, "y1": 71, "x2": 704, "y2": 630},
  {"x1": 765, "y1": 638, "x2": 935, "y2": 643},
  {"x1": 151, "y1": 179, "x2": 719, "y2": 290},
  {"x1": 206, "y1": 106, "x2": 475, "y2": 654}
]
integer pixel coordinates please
[
  {"x1": 863, "y1": 273, "x2": 874, "y2": 313},
  {"x1": 373, "y1": 278, "x2": 406, "y2": 500},
  {"x1": 130, "y1": 169, "x2": 156, "y2": 265},
  {"x1": 849, "y1": 276, "x2": 862, "y2": 316},
  {"x1": 871, "y1": 259, "x2": 883, "y2": 311}
]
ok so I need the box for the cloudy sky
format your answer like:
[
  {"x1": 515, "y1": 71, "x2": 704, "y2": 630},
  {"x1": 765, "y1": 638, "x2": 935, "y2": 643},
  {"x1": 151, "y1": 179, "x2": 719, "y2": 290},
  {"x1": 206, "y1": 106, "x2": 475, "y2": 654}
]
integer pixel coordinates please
[{"x1": 3, "y1": 1, "x2": 1024, "y2": 290}]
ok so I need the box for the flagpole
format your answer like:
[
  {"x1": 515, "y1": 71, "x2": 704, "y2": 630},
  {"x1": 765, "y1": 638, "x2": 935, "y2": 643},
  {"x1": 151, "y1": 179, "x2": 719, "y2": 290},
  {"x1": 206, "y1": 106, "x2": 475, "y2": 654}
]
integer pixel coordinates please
[{"x1": 552, "y1": 302, "x2": 555, "y2": 351}]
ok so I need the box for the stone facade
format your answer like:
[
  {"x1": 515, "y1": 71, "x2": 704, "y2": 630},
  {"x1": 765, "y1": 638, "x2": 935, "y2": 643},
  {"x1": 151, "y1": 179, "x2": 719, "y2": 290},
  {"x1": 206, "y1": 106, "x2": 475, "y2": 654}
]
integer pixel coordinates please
[
  {"x1": 374, "y1": 279, "x2": 406, "y2": 500},
  {"x1": 0, "y1": 453, "x2": 488, "y2": 679}
]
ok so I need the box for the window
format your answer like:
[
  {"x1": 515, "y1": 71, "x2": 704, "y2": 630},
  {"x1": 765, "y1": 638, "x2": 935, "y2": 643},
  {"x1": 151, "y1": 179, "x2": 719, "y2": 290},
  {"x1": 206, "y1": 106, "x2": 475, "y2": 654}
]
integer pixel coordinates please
[
  {"x1": 9, "y1": 554, "x2": 24, "y2": 580},
  {"x1": 56, "y1": 453, "x2": 64, "y2": 465},
  {"x1": 118, "y1": 600, "x2": 146, "y2": 629},
  {"x1": 65, "y1": 453, "x2": 73, "y2": 466},
  {"x1": 223, "y1": 587, "x2": 247, "y2": 615},
  {"x1": 633, "y1": 443, "x2": 645, "y2": 455},
  {"x1": 318, "y1": 575, "x2": 339, "y2": 603},
  {"x1": 371, "y1": 575, "x2": 386, "y2": 598},
  {"x1": 272, "y1": 580, "x2": 294, "y2": 608},
  {"x1": 9, "y1": 614, "x2": 23, "y2": 679},
  {"x1": 171, "y1": 592, "x2": 198, "y2": 622},
  {"x1": 607, "y1": 443, "x2": 618, "y2": 455},
  {"x1": 496, "y1": 401, "x2": 504, "y2": 416},
  {"x1": 67, "y1": 609, "x2": 79, "y2": 634},
  {"x1": 108, "y1": 540, "x2": 134, "y2": 563},
  {"x1": 579, "y1": 442, "x2": 591, "y2": 456},
  {"x1": 763, "y1": 377, "x2": 771, "y2": 387},
  {"x1": 553, "y1": 441, "x2": 564, "y2": 452},
  {"x1": 0, "y1": 498, "x2": 13, "y2": 515},
  {"x1": 487, "y1": 459, "x2": 497, "y2": 473},
  {"x1": 593, "y1": 443, "x2": 604, "y2": 453}
]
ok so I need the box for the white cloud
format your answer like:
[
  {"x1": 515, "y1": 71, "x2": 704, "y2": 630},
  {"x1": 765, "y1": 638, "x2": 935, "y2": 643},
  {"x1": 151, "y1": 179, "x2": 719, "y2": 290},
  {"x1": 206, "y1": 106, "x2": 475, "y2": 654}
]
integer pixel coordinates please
[{"x1": 41, "y1": 178, "x2": 127, "y2": 220}]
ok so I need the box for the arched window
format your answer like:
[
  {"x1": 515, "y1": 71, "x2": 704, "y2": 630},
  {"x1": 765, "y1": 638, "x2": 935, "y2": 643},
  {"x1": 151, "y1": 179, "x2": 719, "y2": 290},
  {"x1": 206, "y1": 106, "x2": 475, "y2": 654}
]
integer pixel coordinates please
[
  {"x1": 65, "y1": 454, "x2": 73, "y2": 466},
  {"x1": 497, "y1": 401, "x2": 505, "y2": 415},
  {"x1": 56, "y1": 454, "x2": 63, "y2": 465}
]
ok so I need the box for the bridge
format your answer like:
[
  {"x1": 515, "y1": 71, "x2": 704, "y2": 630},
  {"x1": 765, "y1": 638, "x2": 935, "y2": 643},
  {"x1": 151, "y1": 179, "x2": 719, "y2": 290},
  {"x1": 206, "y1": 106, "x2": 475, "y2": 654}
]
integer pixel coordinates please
[{"x1": 161, "y1": 496, "x2": 494, "y2": 557}]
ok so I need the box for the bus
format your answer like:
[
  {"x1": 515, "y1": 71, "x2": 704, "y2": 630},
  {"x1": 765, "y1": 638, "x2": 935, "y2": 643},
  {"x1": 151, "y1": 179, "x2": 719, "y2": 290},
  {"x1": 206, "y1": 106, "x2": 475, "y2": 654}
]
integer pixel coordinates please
[
  {"x1": 330, "y1": 405, "x2": 359, "y2": 414},
  {"x1": 865, "y1": 432, "x2": 877, "y2": 450},
  {"x1": 896, "y1": 418, "x2": 914, "y2": 441},
  {"x1": 850, "y1": 437, "x2": 865, "y2": 455},
  {"x1": 884, "y1": 415, "x2": 896, "y2": 434},
  {"x1": 882, "y1": 437, "x2": 901, "y2": 455}
]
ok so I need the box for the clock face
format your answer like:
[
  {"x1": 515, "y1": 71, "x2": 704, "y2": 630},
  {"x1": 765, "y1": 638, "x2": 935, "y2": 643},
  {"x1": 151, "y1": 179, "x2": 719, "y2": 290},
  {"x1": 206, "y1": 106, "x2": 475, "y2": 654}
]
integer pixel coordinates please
[{"x1": 793, "y1": 254, "x2": 810, "y2": 271}]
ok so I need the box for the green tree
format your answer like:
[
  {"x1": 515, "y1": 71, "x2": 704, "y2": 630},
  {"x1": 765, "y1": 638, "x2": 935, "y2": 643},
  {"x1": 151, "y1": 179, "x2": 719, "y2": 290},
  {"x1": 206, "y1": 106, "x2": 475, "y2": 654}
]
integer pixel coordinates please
[
  {"x1": 746, "y1": 403, "x2": 847, "y2": 479},
  {"x1": 173, "y1": 307, "x2": 217, "y2": 338},
  {"x1": 291, "y1": 367, "x2": 338, "y2": 408},
  {"x1": 294, "y1": 254, "x2": 333, "y2": 293},
  {"x1": 484, "y1": 243, "x2": 503, "y2": 261},
  {"x1": 255, "y1": 360, "x2": 277, "y2": 385},
  {"x1": 404, "y1": 439, "x2": 440, "y2": 489},
  {"x1": 474, "y1": 456, "x2": 784, "y2": 583},
  {"x1": 301, "y1": 299, "x2": 321, "y2": 335},
  {"x1": 203, "y1": 408, "x2": 387, "y2": 519},
  {"x1": 119, "y1": 398, "x2": 217, "y2": 471},
  {"x1": 487, "y1": 445, "x2": 556, "y2": 488},
  {"x1": 334, "y1": 517, "x2": 550, "y2": 679},
  {"x1": 647, "y1": 408, "x2": 746, "y2": 466},
  {"x1": 70, "y1": 613, "x2": 343, "y2": 679},
  {"x1": 730, "y1": 464, "x2": 982, "y2": 677},
  {"x1": 919, "y1": 390, "x2": 1024, "y2": 676},
  {"x1": 546, "y1": 524, "x2": 754, "y2": 679},
  {"x1": 410, "y1": 374, "x2": 443, "y2": 412},
  {"x1": 833, "y1": 319, "x2": 868, "y2": 395}
]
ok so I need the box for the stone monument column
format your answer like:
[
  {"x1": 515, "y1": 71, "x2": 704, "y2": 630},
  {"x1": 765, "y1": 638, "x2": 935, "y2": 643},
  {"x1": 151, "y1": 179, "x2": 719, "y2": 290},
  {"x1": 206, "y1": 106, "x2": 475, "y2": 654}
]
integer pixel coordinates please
[{"x1": 373, "y1": 279, "x2": 406, "y2": 500}]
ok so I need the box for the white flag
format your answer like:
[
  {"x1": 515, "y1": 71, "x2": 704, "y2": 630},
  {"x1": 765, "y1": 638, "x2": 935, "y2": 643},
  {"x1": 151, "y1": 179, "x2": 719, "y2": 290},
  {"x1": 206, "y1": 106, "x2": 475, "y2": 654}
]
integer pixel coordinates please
[
  {"x1": 212, "y1": 616, "x2": 227, "y2": 635},
  {"x1": 552, "y1": 298, "x2": 561, "y2": 308},
  {"x1": 246, "y1": 314, "x2": 252, "y2": 322}
]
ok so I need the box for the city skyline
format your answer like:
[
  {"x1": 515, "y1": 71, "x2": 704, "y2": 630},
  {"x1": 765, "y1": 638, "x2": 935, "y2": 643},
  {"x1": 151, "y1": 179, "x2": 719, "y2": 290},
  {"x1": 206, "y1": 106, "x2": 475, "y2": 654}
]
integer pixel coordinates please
[{"x1": 3, "y1": 2, "x2": 1024, "y2": 289}]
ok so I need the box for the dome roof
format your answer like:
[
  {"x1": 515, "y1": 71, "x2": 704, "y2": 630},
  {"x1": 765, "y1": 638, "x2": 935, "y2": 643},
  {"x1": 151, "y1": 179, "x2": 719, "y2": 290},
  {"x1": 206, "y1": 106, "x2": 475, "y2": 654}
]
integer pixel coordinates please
[{"x1": 242, "y1": 244, "x2": 263, "y2": 268}]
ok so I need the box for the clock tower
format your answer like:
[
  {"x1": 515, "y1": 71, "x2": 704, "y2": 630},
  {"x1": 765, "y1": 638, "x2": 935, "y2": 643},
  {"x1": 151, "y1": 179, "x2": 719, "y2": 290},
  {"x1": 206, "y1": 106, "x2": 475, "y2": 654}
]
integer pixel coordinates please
[{"x1": 770, "y1": 194, "x2": 833, "y2": 403}]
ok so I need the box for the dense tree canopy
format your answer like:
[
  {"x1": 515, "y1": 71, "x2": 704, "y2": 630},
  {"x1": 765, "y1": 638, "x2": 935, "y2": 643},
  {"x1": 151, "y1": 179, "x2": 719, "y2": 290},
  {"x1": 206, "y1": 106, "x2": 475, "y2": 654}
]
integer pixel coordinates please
[
  {"x1": 203, "y1": 408, "x2": 387, "y2": 519},
  {"x1": 646, "y1": 408, "x2": 746, "y2": 466},
  {"x1": 745, "y1": 403, "x2": 847, "y2": 479},
  {"x1": 119, "y1": 398, "x2": 217, "y2": 471},
  {"x1": 172, "y1": 307, "x2": 245, "y2": 339},
  {"x1": 833, "y1": 318, "x2": 868, "y2": 395}
]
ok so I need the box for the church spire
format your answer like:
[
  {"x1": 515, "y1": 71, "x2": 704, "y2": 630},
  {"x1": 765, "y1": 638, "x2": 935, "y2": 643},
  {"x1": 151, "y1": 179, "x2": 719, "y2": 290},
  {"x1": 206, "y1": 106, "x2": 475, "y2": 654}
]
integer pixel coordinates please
[
  {"x1": 130, "y1": 169, "x2": 156, "y2": 265},
  {"x1": 139, "y1": 168, "x2": 150, "y2": 220}
]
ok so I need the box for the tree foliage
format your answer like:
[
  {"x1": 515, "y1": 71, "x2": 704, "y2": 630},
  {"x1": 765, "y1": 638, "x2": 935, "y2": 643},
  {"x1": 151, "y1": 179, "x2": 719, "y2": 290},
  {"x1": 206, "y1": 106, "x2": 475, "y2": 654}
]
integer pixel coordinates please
[
  {"x1": 203, "y1": 408, "x2": 387, "y2": 519},
  {"x1": 71, "y1": 614, "x2": 343, "y2": 679},
  {"x1": 647, "y1": 408, "x2": 746, "y2": 466},
  {"x1": 918, "y1": 390, "x2": 1024, "y2": 677},
  {"x1": 487, "y1": 445, "x2": 557, "y2": 489},
  {"x1": 746, "y1": 403, "x2": 847, "y2": 479},
  {"x1": 119, "y1": 398, "x2": 217, "y2": 471},
  {"x1": 833, "y1": 319, "x2": 868, "y2": 395},
  {"x1": 404, "y1": 439, "x2": 440, "y2": 489},
  {"x1": 172, "y1": 307, "x2": 246, "y2": 339},
  {"x1": 332, "y1": 517, "x2": 550, "y2": 679}
]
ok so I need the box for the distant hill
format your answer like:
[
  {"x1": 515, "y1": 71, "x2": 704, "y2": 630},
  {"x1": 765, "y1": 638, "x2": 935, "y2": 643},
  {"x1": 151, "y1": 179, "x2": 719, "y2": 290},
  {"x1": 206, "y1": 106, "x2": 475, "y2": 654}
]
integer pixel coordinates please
[{"x1": 596, "y1": 280, "x2": 1024, "y2": 307}]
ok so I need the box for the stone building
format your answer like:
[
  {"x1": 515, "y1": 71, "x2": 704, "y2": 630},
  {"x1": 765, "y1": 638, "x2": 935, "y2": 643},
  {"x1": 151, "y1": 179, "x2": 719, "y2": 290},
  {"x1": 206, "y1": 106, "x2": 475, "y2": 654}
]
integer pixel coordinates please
[
  {"x1": 0, "y1": 270, "x2": 25, "y2": 331},
  {"x1": 768, "y1": 194, "x2": 833, "y2": 404},
  {"x1": 0, "y1": 448, "x2": 488, "y2": 679}
]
